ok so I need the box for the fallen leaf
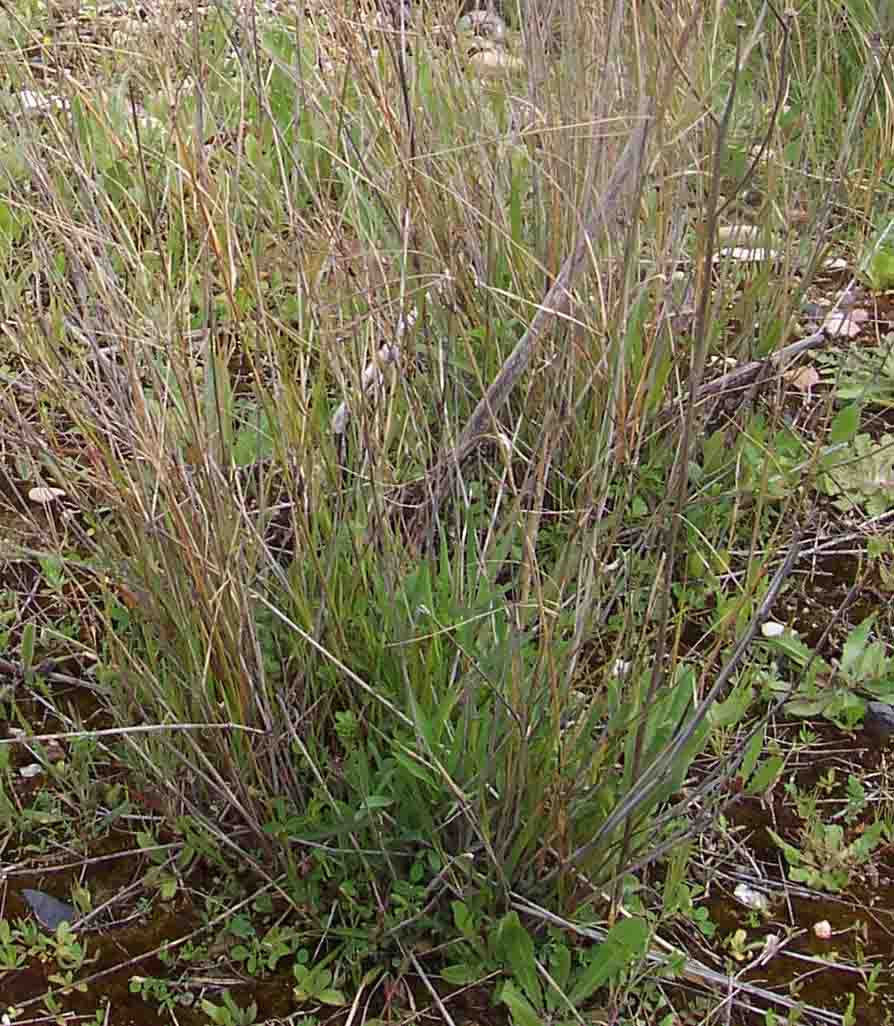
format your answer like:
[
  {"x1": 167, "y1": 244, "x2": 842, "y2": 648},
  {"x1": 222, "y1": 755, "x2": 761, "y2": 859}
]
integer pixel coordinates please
[
  {"x1": 28, "y1": 486, "x2": 66, "y2": 504},
  {"x1": 784, "y1": 366, "x2": 820, "y2": 392},
  {"x1": 467, "y1": 46, "x2": 525, "y2": 77},
  {"x1": 823, "y1": 307, "x2": 868, "y2": 339}
]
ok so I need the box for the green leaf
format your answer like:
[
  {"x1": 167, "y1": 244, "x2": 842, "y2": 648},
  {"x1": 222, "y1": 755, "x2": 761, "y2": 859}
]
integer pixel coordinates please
[
  {"x1": 451, "y1": 900, "x2": 489, "y2": 961},
  {"x1": 709, "y1": 682, "x2": 752, "y2": 727},
  {"x1": 785, "y1": 697, "x2": 833, "y2": 717},
  {"x1": 358, "y1": 795, "x2": 393, "y2": 812},
  {"x1": 200, "y1": 1000, "x2": 230, "y2": 1024},
  {"x1": 392, "y1": 748, "x2": 437, "y2": 788},
  {"x1": 452, "y1": 902, "x2": 474, "y2": 938},
  {"x1": 498, "y1": 981, "x2": 542, "y2": 1026},
  {"x1": 841, "y1": 616, "x2": 877, "y2": 680},
  {"x1": 509, "y1": 156, "x2": 524, "y2": 245},
  {"x1": 841, "y1": 617, "x2": 874, "y2": 672},
  {"x1": 763, "y1": 631, "x2": 821, "y2": 669},
  {"x1": 20, "y1": 622, "x2": 35, "y2": 679},
  {"x1": 233, "y1": 421, "x2": 273, "y2": 466},
  {"x1": 740, "y1": 727, "x2": 764, "y2": 786},
  {"x1": 747, "y1": 755, "x2": 784, "y2": 795},
  {"x1": 661, "y1": 843, "x2": 692, "y2": 916},
  {"x1": 825, "y1": 690, "x2": 865, "y2": 727},
  {"x1": 204, "y1": 349, "x2": 235, "y2": 458},
  {"x1": 766, "y1": 827, "x2": 804, "y2": 866},
  {"x1": 441, "y1": 964, "x2": 480, "y2": 986},
  {"x1": 830, "y1": 403, "x2": 860, "y2": 445},
  {"x1": 865, "y1": 677, "x2": 894, "y2": 701},
  {"x1": 495, "y1": 913, "x2": 542, "y2": 1009},
  {"x1": 869, "y1": 247, "x2": 894, "y2": 290},
  {"x1": 547, "y1": 944, "x2": 571, "y2": 1002},
  {"x1": 568, "y1": 917, "x2": 649, "y2": 1006},
  {"x1": 318, "y1": 989, "x2": 346, "y2": 1006},
  {"x1": 702, "y1": 429, "x2": 727, "y2": 474},
  {"x1": 847, "y1": 819, "x2": 885, "y2": 859}
]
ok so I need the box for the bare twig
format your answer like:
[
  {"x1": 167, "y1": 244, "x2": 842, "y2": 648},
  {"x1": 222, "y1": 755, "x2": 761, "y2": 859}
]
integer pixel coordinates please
[{"x1": 652, "y1": 326, "x2": 829, "y2": 428}]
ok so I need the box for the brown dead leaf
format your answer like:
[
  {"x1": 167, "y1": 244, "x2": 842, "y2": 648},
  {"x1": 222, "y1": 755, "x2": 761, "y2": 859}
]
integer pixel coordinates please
[
  {"x1": 784, "y1": 365, "x2": 820, "y2": 392},
  {"x1": 467, "y1": 46, "x2": 525, "y2": 76},
  {"x1": 28, "y1": 486, "x2": 66, "y2": 504},
  {"x1": 822, "y1": 306, "x2": 869, "y2": 339}
]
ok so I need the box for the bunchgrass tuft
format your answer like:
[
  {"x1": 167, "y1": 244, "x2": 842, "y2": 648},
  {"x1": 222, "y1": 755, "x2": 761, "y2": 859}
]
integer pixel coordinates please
[{"x1": 3, "y1": 0, "x2": 894, "y2": 1019}]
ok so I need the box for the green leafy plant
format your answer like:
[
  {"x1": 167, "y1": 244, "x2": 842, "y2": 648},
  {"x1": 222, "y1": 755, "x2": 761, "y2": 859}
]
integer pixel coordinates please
[
  {"x1": 822, "y1": 335, "x2": 894, "y2": 407},
  {"x1": 767, "y1": 818, "x2": 887, "y2": 893},
  {"x1": 229, "y1": 922, "x2": 300, "y2": 976},
  {"x1": 0, "y1": 917, "x2": 93, "y2": 975},
  {"x1": 201, "y1": 991, "x2": 259, "y2": 1026},
  {"x1": 47, "y1": 921, "x2": 92, "y2": 973},
  {"x1": 4, "y1": 0, "x2": 894, "y2": 1020},
  {"x1": 443, "y1": 907, "x2": 651, "y2": 1025},
  {"x1": 292, "y1": 950, "x2": 346, "y2": 1007},
  {"x1": 821, "y1": 431, "x2": 894, "y2": 516},
  {"x1": 441, "y1": 899, "x2": 501, "y2": 986},
  {"x1": 662, "y1": 879, "x2": 717, "y2": 939},
  {"x1": 0, "y1": 919, "x2": 26, "y2": 970},
  {"x1": 493, "y1": 912, "x2": 651, "y2": 1026},
  {"x1": 860, "y1": 226, "x2": 894, "y2": 291},
  {"x1": 733, "y1": 414, "x2": 808, "y2": 504},
  {"x1": 46, "y1": 967, "x2": 89, "y2": 997},
  {"x1": 129, "y1": 975, "x2": 180, "y2": 1014},
  {"x1": 763, "y1": 614, "x2": 894, "y2": 729},
  {"x1": 844, "y1": 775, "x2": 868, "y2": 823}
]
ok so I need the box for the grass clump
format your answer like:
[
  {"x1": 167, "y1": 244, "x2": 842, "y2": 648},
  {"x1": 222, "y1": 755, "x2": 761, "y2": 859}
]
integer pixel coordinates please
[{"x1": 3, "y1": 0, "x2": 894, "y2": 1022}]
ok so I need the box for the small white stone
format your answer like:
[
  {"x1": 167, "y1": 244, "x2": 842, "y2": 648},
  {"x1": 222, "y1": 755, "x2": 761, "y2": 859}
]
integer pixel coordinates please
[
  {"x1": 813, "y1": 919, "x2": 832, "y2": 940},
  {"x1": 761, "y1": 621, "x2": 785, "y2": 638}
]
